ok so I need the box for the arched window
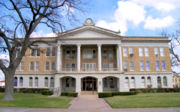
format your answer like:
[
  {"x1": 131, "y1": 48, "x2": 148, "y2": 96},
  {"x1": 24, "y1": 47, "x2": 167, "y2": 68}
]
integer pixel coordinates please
[
  {"x1": 14, "y1": 77, "x2": 18, "y2": 87},
  {"x1": 19, "y1": 77, "x2": 23, "y2": 87},
  {"x1": 163, "y1": 76, "x2": 168, "y2": 87},
  {"x1": 125, "y1": 77, "x2": 129, "y2": 88},
  {"x1": 141, "y1": 77, "x2": 145, "y2": 88},
  {"x1": 130, "y1": 77, "x2": 135, "y2": 88},
  {"x1": 147, "y1": 77, "x2": 152, "y2": 88},
  {"x1": 66, "y1": 78, "x2": 70, "y2": 87},
  {"x1": 103, "y1": 78, "x2": 108, "y2": 88},
  {"x1": 157, "y1": 76, "x2": 162, "y2": 88},
  {"x1": 29, "y1": 77, "x2": 33, "y2": 87},
  {"x1": 44, "y1": 77, "x2": 48, "y2": 87},
  {"x1": 50, "y1": 77, "x2": 54, "y2": 87},
  {"x1": 110, "y1": 78, "x2": 114, "y2": 88},
  {"x1": 35, "y1": 77, "x2": 38, "y2": 87}
]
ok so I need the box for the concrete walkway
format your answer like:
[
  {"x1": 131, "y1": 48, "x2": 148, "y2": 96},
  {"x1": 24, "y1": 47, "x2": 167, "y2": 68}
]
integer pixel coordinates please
[{"x1": 1, "y1": 95, "x2": 180, "y2": 112}]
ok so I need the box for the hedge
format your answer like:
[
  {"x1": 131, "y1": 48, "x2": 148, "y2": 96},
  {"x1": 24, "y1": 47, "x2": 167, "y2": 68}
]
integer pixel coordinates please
[
  {"x1": 41, "y1": 90, "x2": 53, "y2": 95},
  {"x1": 61, "y1": 92, "x2": 78, "y2": 97},
  {"x1": 98, "y1": 91, "x2": 137, "y2": 98},
  {"x1": 130, "y1": 88, "x2": 180, "y2": 93}
]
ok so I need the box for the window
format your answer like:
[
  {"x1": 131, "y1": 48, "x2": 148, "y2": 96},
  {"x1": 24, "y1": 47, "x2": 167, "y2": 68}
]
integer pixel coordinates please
[
  {"x1": 30, "y1": 61, "x2": 34, "y2": 70},
  {"x1": 14, "y1": 77, "x2": 18, "y2": 87},
  {"x1": 66, "y1": 50, "x2": 70, "y2": 58},
  {"x1": 125, "y1": 77, "x2": 129, "y2": 88},
  {"x1": 139, "y1": 48, "x2": 143, "y2": 56},
  {"x1": 19, "y1": 77, "x2": 23, "y2": 87},
  {"x1": 130, "y1": 61, "x2": 134, "y2": 71},
  {"x1": 44, "y1": 77, "x2": 48, "y2": 87},
  {"x1": 72, "y1": 78, "x2": 75, "y2": 87},
  {"x1": 157, "y1": 76, "x2": 162, "y2": 88},
  {"x1": 83, "y1": 63, "x2": 96, "y2": 71},
  {"x1": 140, "y1": 61, "x2": 144, "y2": 71},
  {"x1": 110, "y1": 78, "x2": 114, "y2": 88},
  {"x1": 141, "y1": 77, "x2": 145, "y2": 88},
  {"x1": 35, "y1": 77, "x2": 38, "y2": 87},
  {"x1": 154, "y1": 48, "x2": 159, "y2": 57},
  {"x1": 103, "y1": 50, "x2": 107, "y2": 58},
  {"x1": 51, "y1": 62, "x2": 55, "y2": 71},
  {"x1": 52, "y1": 47, "x2": 56, "y2": 56},
  {"x1": 20, "y1": 61, "x2": 24, "y2": 71},
  {"x1": 72, "y1": 50, "x2": 76, "y2": 58},
  {"x1": 37, "y1": 48, "x2": 40, "y2": 56},
  {"x1": 104, "y1": 78, "x2": 108, "y2": 88},
  {"x1": 93, "y1": 50, "x2": 96, "y2": 58},
  {"x1": 31, "y1": 49, "x2": 35, "y2": 56},
  {"x1": 83, "y1": 49, "x2": 93, "y2": 59},
  {"x1": 16, "y1": 48, "x2": 20, "y2": 57},
  {"x1": 109, "y1": 63, "x2": 113, "y2": 71},
  {"x1": 109, "y1": 50, "x2": 113, "y2": 58},
  {"x1": 72, "y1": 63, "x2": 75, "y2": 71},
  {"x1": 45, "y1": 61, "x2": 49, "y2": 70},
  {"x1": 146, "y1": 61, "x2": 150, "y2": 71},
  {"x1": 163, "y1": 76, "x2": 167, "y2": 86},
  {"x1": 160, "y1": 48, "x2": 164, "y2": 57},
  {"x1": 130, "y1": 77, "x2": 135, "y2": 88},
  {"x1": 161, "y1": 61, "x2": 166, "y2": 70},
  {"x1": 65, "y1": 63, "x2": 70, "y2": 71},
  {"x1": 145, "y1": 48, "x2": 149, "y2": 56},
  {"x1": 36, "y1": 61, "x2": 39, "y2": 71},
  {"x1": 123, "y1": 48, "x2": 127, "y2": 57},
  {"x1": 147, "y1": 77, "x2": 151, "y2": 88},
  {"x1": 124, "y1": 61, "x2": 128, "y2": 70},
  {"x1": 29, "y1": 77, "x2": 33, "y2": 87},
  {"x1": 50, "y1": 77, "x2": 54, "y2": 87},
  {"x1": 156, "y1": 61, "x2": 160, "y2": 71},
  {"x1": 103, "y1": 63, "x2": 107, "y2": 70},
  {"x1": 129, "y1": 48, "x2": 133, "y2": 54},
  {"x1": 46, "y1": 48, "x2": 50, "y2": 56},
  {"x1": 66, "y1": 78, "x2": 70, "y2": 87}
]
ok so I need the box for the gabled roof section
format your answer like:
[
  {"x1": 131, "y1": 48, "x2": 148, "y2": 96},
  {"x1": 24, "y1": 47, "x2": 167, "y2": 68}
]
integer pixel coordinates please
[{"x1": 58, "y1": 18, "x2": 121, "y2": 39}]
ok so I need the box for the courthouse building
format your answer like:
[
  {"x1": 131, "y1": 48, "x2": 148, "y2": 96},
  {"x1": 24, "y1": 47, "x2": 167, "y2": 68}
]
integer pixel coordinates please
[{"x1": 15, "y1": 18, "x2": 173, "y2": 95}]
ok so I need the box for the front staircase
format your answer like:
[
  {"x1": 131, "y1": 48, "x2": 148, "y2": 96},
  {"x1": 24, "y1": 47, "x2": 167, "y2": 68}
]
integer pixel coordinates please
[{"x1": 80, "y1": 91, "x2": 97, "y2": 95}]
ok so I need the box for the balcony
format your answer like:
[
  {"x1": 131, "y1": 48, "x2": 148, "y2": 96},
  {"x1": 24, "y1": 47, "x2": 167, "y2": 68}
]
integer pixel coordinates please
[{"x1": 60, "y1": 68, "x2": 121, "y2": 73}]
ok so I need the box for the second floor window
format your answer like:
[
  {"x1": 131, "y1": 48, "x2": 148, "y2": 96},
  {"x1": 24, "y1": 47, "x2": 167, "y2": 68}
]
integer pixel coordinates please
[
  {"x1": 130, "y1": 61, "x2": 134, "y2": 71},
  {"x1": 139, "y1": 48, "x2": 143, "y2": 57},
  {"x1": 156, "y1": 61, "x2": 160, "y2": 71},
  {"x1": 161, "y1": 61, "x2": 166, "y2": 70},
  {"x1": 36, "y1": 61, "x2": 39, "y2": 71},
  {"x1": 124, "y1": 61, "x2": 128, "y2": 70},
  {"x1": 20, "y1": 61, "x2": 24, "y2": 71},
  {"x1": 30, "y1": 61, "x2": 34, "y2": 70},
  {"x1": 145, "y1": 48, "x2": 149, "y2": 56},
  {"x1": 72, "y1": 50, "x2": 76, "y2": 58},
  {"x1": 51, "y1": 62, "x2": 55, "y2": 71},
  {"x1": 72, "y1": 63, "x2": 75, "y2": 71},
  {"x1": 46, "y1": 48, "x2": 50, "y2": 56},
  {"x1": 46, "y1": 61, "x2": 49, "y2": 70},
  {"x1": 31, "y1": 49, "x2": 35, "y2": 56},
  {"x1": 37, "y1": 48, "x2": 40, "y2": 56},
  {"x1": 103, "y1": 50, "x2": 107, "y2": 58},
  {"x1": 140, "y1": 61, "x2": 144, "y2": 71},
  {"x1": 154, "y1": 48, "x2": 159, "y2": 57},
  {"x1": 109, "y1": 63, "x2": 113, "y2": 71},
  {"x1": 146, "y1": 61, "x2": 150, "y2": 71},
  {"x1": 129, "y1": 48, "x2": 133, "y2": 54},
  {"x1": 66, "y1": 63, "x2": 70, "y2": 71}
]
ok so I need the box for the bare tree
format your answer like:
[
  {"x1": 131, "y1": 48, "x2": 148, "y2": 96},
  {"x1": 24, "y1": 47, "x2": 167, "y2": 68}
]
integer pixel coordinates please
[{"x1": 0, "y1": 0, "x2": 83, "y2": 101}]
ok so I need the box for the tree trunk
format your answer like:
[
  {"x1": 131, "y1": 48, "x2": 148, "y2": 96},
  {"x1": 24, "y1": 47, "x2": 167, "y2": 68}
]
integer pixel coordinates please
[{"x1": 3, "y1": 70, "x2": 15, "y2": 101}]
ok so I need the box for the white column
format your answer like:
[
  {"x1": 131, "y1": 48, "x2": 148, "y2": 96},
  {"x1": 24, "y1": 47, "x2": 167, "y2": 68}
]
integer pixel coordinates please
[
  {"x1": 117, "y1": 44, "x2": 122, "y2": 71},
  {"x1": 56, "y1": 44, "x2": 61, "y2": 72},
  {"x1": 98, "y1": 44, "x2": 102, "y2": 71},
  {"x1": 77, "y1": 44, "x2": 81, "y2": 71},
  {"x1": 53, "y1": 75, "x2": 61, "y2": 96},
  {"x1": 98, "y1": 77, "x2": 103, "y2": 92},
  {"x1": 76, "y1": 76, "x2": 81, "y2": 94}
]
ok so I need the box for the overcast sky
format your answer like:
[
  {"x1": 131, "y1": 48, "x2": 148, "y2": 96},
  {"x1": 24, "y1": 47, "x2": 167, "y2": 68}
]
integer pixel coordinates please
[{"x1": 1, "y1": 0, "x2": 180, "y2": 80}]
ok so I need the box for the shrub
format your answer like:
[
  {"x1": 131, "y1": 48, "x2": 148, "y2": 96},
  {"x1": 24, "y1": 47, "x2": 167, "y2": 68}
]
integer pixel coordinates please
[
  {"x1": 41, "y1": 90, "x2": 53, "y2": 95},
  {"x1": 98, "y1": 92, "x2": 112, "y2": 98},
  {"x1": 61, "y1": 92, "x2": 78, "y2": 97}
]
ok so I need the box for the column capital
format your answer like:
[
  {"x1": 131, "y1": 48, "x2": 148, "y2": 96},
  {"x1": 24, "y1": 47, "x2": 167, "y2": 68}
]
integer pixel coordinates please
[
  {"x1": 56, "y1": 44, "x2": 61, "y2": 47},
  {"x1": 77, "y1": 44, "x2": 81, "y2": 47},
  {"x1": 97, "y1": 44, "x2": 102, "y2": 47},
  {"x1": 117, "y1": 43, "x2": 122, "y2": 47}
]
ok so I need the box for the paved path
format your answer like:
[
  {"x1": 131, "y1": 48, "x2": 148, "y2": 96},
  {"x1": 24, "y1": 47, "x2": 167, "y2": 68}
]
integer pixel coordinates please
[{"x1": 1, "y1": 95, "x2": 180, "y2": 112}]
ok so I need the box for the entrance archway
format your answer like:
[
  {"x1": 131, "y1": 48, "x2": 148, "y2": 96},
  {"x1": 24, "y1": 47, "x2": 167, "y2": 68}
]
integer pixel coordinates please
[
  {"x1": 81, "y1": 77, "x2": 97, "y2": 91},
  {"x1": 103, "y1": 76, "x2": 119, "y2": 92},
  {"x1": 61, "y1": 76, "x2": 76, "y2": 92}
]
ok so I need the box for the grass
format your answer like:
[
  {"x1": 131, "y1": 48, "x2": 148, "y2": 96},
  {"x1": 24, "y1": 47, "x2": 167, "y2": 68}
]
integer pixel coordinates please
[
  {"x1": 104, "y1": 93, "x2": 180, "y2": 108},
  {"x1": 0, "y1": 93, "x2": 73, "y2": 108}
]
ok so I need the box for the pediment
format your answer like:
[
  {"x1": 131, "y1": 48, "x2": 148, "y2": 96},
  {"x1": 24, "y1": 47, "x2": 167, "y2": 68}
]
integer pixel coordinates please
[{"x1": 59, "y1": 26, "x2": 121, "y2": 39}]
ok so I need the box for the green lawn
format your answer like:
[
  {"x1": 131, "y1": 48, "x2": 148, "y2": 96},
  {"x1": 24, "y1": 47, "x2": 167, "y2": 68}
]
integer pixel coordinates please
[
  {"x1": 104, "y1": 93, "x2": 180, "y2": 108},
  {"x1": 0, "y1": 93, "x2": 73, "y2": 108}
]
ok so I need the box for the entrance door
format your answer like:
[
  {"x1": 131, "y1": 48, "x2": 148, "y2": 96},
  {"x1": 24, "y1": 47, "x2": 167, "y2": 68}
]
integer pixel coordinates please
[{"x1": 82, "y1": 77, "x2": 97, "y2": 91}]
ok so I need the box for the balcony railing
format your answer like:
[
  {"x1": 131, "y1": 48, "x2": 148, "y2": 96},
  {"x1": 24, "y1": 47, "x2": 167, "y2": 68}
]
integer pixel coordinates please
[{"x1": 61, "y1": 68, "x2": 120, "y2": 72}]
